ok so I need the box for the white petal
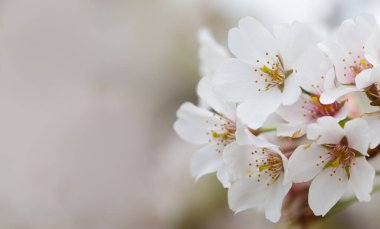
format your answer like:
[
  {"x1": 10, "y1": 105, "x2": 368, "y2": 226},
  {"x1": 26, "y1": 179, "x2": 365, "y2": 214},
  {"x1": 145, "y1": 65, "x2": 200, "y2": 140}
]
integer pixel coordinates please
[
  {"x1": 320, "y1": 86, "x2": 359, "y2": 104},
  {"x1": 213, "y1": 58, "x2": 260, "y2": 102},
  {"x1": 222, "y1": 142, "x2": 253, "y2": 180},
  {"x1": 228, "y1": 178, "x2": 268, "y2": 213},
  {"x1": 363, "y1": 115, "x2": 380, "y2": 148},
  {"x1": 344, "y1": 118, "x2": 370, "y2": 155},
  {"x1": 282, "y1": 74, "x2": 301, "y2": 105},
  {"x1": 365, "y1": 28, "x2": 380, "y2": 65},
  {"x1": 174, "y1": 102, "x2": 222, "y2": 144},
  {"x1": 277, "y1": 95, "x2": 312, "y2": 124},
  {"x1": 324, "y1": 68, "x2": 336, "y2": 90},
  {"x1": 355, "y1": 66, "x2": 380, "y2": 89},
  {"x1": 277, "y1": 123, "x2": 307, "y2": 138},
  {"x1": 272, "y1": 22, "x2": 318, "y2": 69},
  {"x1": 295, "y1": 46, "x2": 332, "y2": 94},
  {"x1": 228, "y1": 17, "x2": 277, "y2": 64},
  {"x1": 197, "y1": 77, "x2": 236, "y2": 119},
  {"x1": 288, "y1": 144, "x2": 326, "y2": 183},
  {"x1": 309, "y1": 167, "x2": 348, "y2": 216},
  {"x1": 237, "y1": 88, "x2": 282, "y2": 129},
  {"x1": 198, "y1": 28, "x2": 229, "y2": 78},
  {"x1": 276, "y1": 149, "x2": 290, "y2": 185},
  {"x1": 190, "y1": 142, "x2": 222, "y2": 180},
  {"x1": 334, "y1": 101, "x2": 349, "y2": 121},
  {"x1": 337, "y1": 14, "x2": 377, "y2": 56},
  {"x1": 217, "y1": 165, "x2": 231, "y2": 188},
  {"x1": 307, "y1": 116, "x2": 345, "y2": 144},
  {"x1": 318, "y1": 41, "x2": 355, "y2": 85},
  {"x1": 349, "y1": 157, "x2": 375, "y2": 202},
  {"x1": 235, "y1": 119, "x2": 272, "y2": 147},
  {"x1": 264, "y1": 177, "x2": 292, "y2": 223}
]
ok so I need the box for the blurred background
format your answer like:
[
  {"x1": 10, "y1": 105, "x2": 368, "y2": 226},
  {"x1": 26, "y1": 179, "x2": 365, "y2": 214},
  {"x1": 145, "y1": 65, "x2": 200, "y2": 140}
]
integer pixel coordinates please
[{"x1": 1, "y1": 0, "x2": 380, "y2": 228}]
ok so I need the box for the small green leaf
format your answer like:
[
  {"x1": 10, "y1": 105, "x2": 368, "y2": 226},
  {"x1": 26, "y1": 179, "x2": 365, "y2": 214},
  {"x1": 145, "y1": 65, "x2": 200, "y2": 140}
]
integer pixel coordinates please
[
  {"x1": 279, "y1": 84, "x2": 285, "y2": 93},
  {"x1": 300, "y1": 87, "x2": 314, "y2": 96},
  {"x1": 345, "y1": 165, "x2": 350, "y2": 179},
  {"x1": 286, "y1": 69, "x2": 293, "y2": 76},
  {"x1": 339, "y1": 119, "x2": 350, "y2": 128}
]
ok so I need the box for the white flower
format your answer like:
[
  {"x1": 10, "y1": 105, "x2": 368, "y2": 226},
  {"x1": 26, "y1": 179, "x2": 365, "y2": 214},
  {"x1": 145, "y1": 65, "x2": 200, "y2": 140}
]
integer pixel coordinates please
[
  {"x1": 288, "y1": 117, "x2": 375, "y2": 216},
  {"x1": 174, "y1": 77, "x2": 236, "y2": 187},
  {"x1": 319, "y1": 14, "x2": 379, "y2": 104},
  {"x1": 223, "y1": 138, "x2": 291, "y2": 223},
  {"x1": 213, "y1": 17, "x2": 317, "y2": 129},
  {"x1": 174, "y1": 77, "x2": 268, "y2": 187},
  {"x1": 277, "y1": 47, "x2": 349, "y2": 138}
]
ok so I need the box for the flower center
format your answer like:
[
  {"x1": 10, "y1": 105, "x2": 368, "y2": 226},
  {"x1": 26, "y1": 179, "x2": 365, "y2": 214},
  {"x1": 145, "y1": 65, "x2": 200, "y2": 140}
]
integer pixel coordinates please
[
  {"x1": 206, "y1": 114, "x2": 236, "y2": 150},
  {"x1": 254, "y1": 53, "x2": 293, "y2": 92},
  {"x1": 302, "y1": 95, "x2": 344, "y2": 120},
  {"x1": 248, "y1": 148, "x2": 284, "y2": 186},
  {"x1": 342, "y1": 51, "x2": 373, "y2": 82},
  {"x1": 318, "y1": 137, "x2": 362, "y2": 179}
]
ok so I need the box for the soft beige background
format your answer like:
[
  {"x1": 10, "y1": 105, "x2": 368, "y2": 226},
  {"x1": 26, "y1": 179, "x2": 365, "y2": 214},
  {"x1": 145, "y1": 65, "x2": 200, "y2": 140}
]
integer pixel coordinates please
[{"x1": 0, "y1": 0, "x2": 379, "y2": 228}]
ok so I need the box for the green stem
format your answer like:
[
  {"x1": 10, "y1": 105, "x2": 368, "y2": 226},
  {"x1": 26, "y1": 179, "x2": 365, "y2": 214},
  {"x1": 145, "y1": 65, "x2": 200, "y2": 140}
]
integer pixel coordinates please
[{"x1": 260, "y1": 128, "x2": 276, "y2": 133}]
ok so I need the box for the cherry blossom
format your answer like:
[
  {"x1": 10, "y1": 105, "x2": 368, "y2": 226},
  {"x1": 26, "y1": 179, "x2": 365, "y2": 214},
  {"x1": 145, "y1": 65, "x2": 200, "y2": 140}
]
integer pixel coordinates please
[
  {"x1": 213, "y1": 17, "x2": 317, "y2": 129},
  {"x1": 288, "y1": 117, "x2": 374, "y2": 216},
  {"x1": 223, "y1": 138, "x2": 291, "y2": 222},
  {"x1": 319, "y1": 14, "x2": 379, "y2": 104}
]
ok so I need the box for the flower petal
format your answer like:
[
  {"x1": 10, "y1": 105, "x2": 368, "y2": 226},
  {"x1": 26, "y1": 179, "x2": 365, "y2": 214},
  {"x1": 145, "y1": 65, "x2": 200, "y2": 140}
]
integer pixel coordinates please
[
  {"x1": 223, "y1": 142, "x2": 259, "y2": 181},
  {"x1": 288, "y1": 144, "x2": 327, "y2": 183},
  {"x1": 344, "y1": 118, "x2": 370, "y2": 155},
  {"x1": 228, "y1": 178, "x2": 268, "y2": 213},
  {"x1": 363, "y1": 114, "x2": 380, "y2": 148},
  {"x1": 235, "y1": 119, "x2": 272, "y2": 147},
  {"x1": 337, "y1": 14, "x2": 377, "y2": 56},
  {"x1": 295, "y1": 46, "x2": 332, "y2": 95},
  {"x1": 355, "y1": 66, "x2": 380, "y2": 89},
  {"x1": 213, "y1": 58, "x2": 261, "y2": 102},
  {"x1": 228, "y1": 17, "x2": 277, "y2": 65},
  {"x1": 349, "y1": 157, "x2": 375, "y2": 202},
  {"x1": 217, "y1": 165, "x2": 231, "y2": 188},
  {"x1": 277, "y1": 123, "x2": 306, "y2": 138},
  {"x1": 197, "y1": 77, "x2": 236, "y2": 119},
  {"x1": 324, "y1": 68, "x2": 336, "y2": 90},
  {"x1": 277, "y1": 95, "x2": 312, "y2": 124},
  {"x1": 190, "y1": 142, "x2": 222, "y2": 180},
  {"x1": 309, "y1": 167, "x2": 348, "y2": 216},
  {"x1": 264, "y1": 177, "x2": 292, "y2": 223},
  {"x1": 320, "y1": 86, "x2": 360, "y2": 104},
  {"x1": 198, "y1": 28, "x2": 229, "y2": 78},
  {"x1": 174, "y1": 102, "x2": 222, "y2": 144},
  {"x1": 318, "y1": 41, "x2": 354, "y2": 85},
  {"x1": 307, "y1": 116, "x2": 345, "y2": 145},
  {"x1": 282, "y1": 74, "x2": 301, "y2": 106},
  {"x1": 237, "y1": 88, "x2": 282, "y2": 129},
  {"x1": 272, "y1": 22, "x2": 318, "y2": 69},
  {"x1": 365, "y1": 28, "x2": 380, "y2": 65},
  {"x1": 334, "y1": 101, "x2": 349, "y2": 121}
]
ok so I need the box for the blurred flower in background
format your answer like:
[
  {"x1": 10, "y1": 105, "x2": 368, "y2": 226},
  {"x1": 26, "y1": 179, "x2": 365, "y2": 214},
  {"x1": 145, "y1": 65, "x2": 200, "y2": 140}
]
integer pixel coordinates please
[{"x1": 0, "y1": 0, "x2": 380, "y2": 228}]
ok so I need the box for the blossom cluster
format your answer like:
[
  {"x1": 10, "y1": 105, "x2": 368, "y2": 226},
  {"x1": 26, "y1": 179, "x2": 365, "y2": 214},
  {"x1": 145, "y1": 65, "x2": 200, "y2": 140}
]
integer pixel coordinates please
[{"x1": 174, "y1": 15, "x2": 380, "y2": 223}]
